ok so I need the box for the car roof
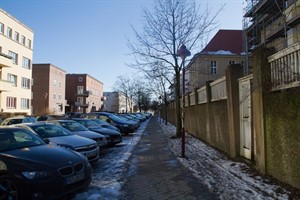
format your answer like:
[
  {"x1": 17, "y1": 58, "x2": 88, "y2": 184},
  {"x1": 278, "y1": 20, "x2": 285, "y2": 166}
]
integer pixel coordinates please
[{"x1": 50, "y1": 119, "x2": 75, "y2": 122}]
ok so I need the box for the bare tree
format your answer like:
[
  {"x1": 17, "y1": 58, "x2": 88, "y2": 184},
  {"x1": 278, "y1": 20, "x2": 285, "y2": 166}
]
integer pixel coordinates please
[
  {"x1": 128, "y1": 0, "x2": 222, "y2": 137},
  {"x1": 144, "y1": 62, "x2": 171, "y2": 125},
  {"x1": 113, "y1": 75, "x2": 135, "y2": 113}
]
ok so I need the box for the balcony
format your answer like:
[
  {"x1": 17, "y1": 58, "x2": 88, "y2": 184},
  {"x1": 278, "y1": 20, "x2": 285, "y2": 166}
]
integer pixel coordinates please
[
  {"x1": 268, "y1": 43, "x2": 300, "y2": 90},
  {"x1": 0, "y1": 79, "x2": 13, "y2": 92},
  {"x1": 76, "y1": 90, "x2": 91, "y2": 97},
  {"x1": 0, "y1": 53, "x2": 13, "y2": 68}
]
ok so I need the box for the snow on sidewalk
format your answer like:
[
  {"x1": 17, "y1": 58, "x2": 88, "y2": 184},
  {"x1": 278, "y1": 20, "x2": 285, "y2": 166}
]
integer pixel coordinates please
[{"x1": 159, "y1": 120, "x2": 297, "y2": 200}]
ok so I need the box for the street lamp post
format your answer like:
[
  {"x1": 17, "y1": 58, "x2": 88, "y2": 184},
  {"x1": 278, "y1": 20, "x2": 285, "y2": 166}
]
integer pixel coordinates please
[{"x1": 177, "y1": 44, "x2": 191, "y2": 158}]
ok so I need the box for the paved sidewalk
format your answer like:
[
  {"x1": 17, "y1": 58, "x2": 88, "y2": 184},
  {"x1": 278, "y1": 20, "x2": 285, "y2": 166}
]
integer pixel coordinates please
[{"x1": 120, "y1": 116, "x2": 217, "y2": 200}]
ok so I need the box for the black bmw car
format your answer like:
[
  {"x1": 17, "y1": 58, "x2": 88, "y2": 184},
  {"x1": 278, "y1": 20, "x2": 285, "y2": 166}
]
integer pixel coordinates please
[{"x1": 0, "y1": 127, "x2": 92, "y2": 200}]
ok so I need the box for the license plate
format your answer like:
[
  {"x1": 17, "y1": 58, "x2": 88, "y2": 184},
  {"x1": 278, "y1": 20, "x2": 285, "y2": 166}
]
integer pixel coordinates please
[{"x1": 65, "y1": 173, "x2": 85, "y2": 185}]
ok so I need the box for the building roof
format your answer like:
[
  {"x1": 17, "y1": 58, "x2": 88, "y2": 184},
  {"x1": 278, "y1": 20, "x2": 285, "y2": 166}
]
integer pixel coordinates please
[{"x1": 200, "y1": 30, "x2": 243, "y2": 55}]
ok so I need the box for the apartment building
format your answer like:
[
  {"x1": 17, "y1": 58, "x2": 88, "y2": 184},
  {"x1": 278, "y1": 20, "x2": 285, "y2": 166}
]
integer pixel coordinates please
[
  {"x1": 65, "y1": 74, "x2": 103, "y2": 113},
  {"x1": 0, "y1": 9, "x2": 34, "y2": 115},
  {"x1": 187, "y1": 30, "x2": 244, "y2": 92},
  {"x1": 244, "y1": 0, "x2": 300, "y2": 90},
  {"x1": 103, "y1": 91, "x2": 131, "y2": 113},
  {"x1": 32, "y1": 64, "x2": 66, "y2": 115}
]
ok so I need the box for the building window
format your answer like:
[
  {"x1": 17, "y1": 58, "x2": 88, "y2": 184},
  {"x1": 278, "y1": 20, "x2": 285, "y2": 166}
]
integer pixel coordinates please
[
  {"x1": 22, "y1": 57, "x2": 31, "y2": 69},
  {"x1": 77, "y1": 86, "x2": 84, "y2": 94},
  {"x1": 7, "y1": 73, "x2": 17, "y2": 87},
  {"x1": 53, "y1": 80, "x2": 57, "y2": 86},
  {"x1": 6, "y1": 97, "x2": 17, "y2": 108},
  {"x1": 79, "y1": 77, "x2": 83, "y2": 82},
  {"x1": 58, "y1": 81, "x2": 62, "y2": 87},
  {"x1": 0, "y1": 23, "x2": 4, "y2": 34},
  {"x1": 7, "y1": 27, "x2": 12, "y2": 38},
  {"x1": 21, "y1": 35, "x2": 26, "y2": 45},
  {"x1": 77, "y1": 97, "x2": 84, "y2": 104},
  {"x1": 14, "y1": 32, "x2": 19, "y2": 42},
  {"x1": 58, "y1": 94, "x2": 62, "y2": 100},
  {"x1": 8, "y1": 51, "x2": 18, "y2": 65},
  {"x1": 53, "y1": 93, "x2": 56, "y2": 100},
  {"x1": 27, "y1": 39, "x2": 32, "y2": 49},
  {"x1": 210, "y1": 61, "x2": 217, "y2": 74},
  {"x1": 229, "y1": 60, "x2": 235, "y2": 65},
  {"x1": 21, "y1": 77, "x2": 30, "y2": 89},
  {"x1": 21, "y1": 98, "x2": 29, "y2": 109}
]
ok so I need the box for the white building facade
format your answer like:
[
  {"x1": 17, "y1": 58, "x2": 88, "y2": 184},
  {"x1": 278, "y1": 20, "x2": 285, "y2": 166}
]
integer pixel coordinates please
[
  {"x1": 103, "y1": 92, "x2": 131, "y2": 113},
  {"x1": 0, "y1": 9, "x2": 34, "y2": 115}
]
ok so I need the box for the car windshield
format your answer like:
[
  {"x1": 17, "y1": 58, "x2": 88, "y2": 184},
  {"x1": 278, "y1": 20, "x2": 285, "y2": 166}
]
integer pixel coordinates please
[
  {"x1": 31, "y1": 124, "x2": 73, "y2": 138},
  {"x1": 91, "y1": 119, "x2": 109, "y2": 126},
  {"x1": 105, "y1": 113, "x2": 126, "y2": 123},
  {"x1": 75, "y1": 120, "x2": 99, "y2": 128},
  {"x1": 0, "y1": 128, "x2": 46, "y2": 151},
  {"x1": 59, "y1": 121, "x2": 88, "y2": 132}
]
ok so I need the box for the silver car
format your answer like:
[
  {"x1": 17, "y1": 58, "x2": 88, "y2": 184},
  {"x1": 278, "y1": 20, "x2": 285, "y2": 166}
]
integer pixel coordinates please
[
  {"x1": 49, "y1": 119, "x2": 109, "y2": 147},
  {"x1": 14, "y1": 122, "x2": 100, "y2": 163}
]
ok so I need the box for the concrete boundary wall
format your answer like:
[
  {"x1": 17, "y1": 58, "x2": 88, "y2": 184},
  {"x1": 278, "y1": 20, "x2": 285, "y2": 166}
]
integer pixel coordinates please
[
  {"x1": 161, "y1": 49, "x2": 300, "y2": 189},
  {"x1": 162, "y1": 64, "x2": 243, "y2": 157}
]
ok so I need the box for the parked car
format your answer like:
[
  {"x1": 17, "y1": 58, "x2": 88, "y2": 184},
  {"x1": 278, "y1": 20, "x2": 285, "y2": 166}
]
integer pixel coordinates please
[
  {"x1": 13, "y1": 122, "x2": 100, "y2": 162},
  {"x1": 36, "y1": 115, "x2": 67, "y2": 121},
  {"x1": 0, "y1": 127, "x2": 92, "y2": 200},
  {"x1": 88, "y1": 118, "x2": 121, "y2": 132},
  {"x1": 72, "y1": 118, "x2": 122, "y2": 146},
  {"x1": 85, "y1": 112, "x2": 138, "y2": 135},
  {"x1": 118, "y1": 113, "x2": 142, "y2": 123},
  {"x1": 117, "y1": 113, "x2": 141, "y2": 124},
  {"x1": 1, "y1": 116, "x2": 36, "y2": 126},
  {"x1": 48, "y1": 119, "x2": 108, "y2": 147}
]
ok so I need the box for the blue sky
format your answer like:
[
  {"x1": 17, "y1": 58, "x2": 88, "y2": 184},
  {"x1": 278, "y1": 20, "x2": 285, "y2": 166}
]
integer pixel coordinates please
[{"x1": 0, "y1": 0, "x2": 243, "y2": 92}]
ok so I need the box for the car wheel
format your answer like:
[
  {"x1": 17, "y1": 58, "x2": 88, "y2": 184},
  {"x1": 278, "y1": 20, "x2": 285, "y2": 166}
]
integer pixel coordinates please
[{"x1": 0, "y1": 175, "x2": 21, "y2": 200}]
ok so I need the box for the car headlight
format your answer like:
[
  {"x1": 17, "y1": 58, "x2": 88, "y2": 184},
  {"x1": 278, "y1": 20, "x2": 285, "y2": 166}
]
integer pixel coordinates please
[{"x1": 22, "y1": 171, "x2": 50, "y2": 179}]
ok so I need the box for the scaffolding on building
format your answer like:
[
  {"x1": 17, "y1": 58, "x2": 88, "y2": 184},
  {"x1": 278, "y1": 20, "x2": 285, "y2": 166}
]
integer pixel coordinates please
[{"x1": 242, "y1": 0, "x2": 300, "y2": 74}]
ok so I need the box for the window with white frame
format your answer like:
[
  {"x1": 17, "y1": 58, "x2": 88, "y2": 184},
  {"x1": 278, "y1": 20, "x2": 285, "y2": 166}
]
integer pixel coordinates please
[
  {"x1": 58, "y1": 94, "x2": 62, "y2": 100},
  {"x1": 14, "y1": 32, "x2": 19, "y2": 42},
  {"x1": 229, "y1": 60, "x2": 235, "y2": 65},
  {"x1": 7, "y1": 73, "x2": 17, "y2": 87},
  {"x1": 58, "y1": 81, "x2": 62, "y2": 87},
  {"x1": 8, "y1": 51, "x2": 18, "y2": 64},
  {"x1": 21, "y1": 77, "x2": 30, "y2": 89},
  {"x1": 21, "y1": 98, "x2": 29, "y2": 109},
  {"x1": 0, "y1": 23, "x2": 4, "y2": 34},
  {"x1": 53, "y1": 80, "x2": 57, "y2": 86},
  {"x1": 210, "y1": 61, "x2": 217, "y2": 74},
  {"x1": 6, "y1": 97, "x2": 16, "y2": 108},
  {"x1": 21, "y1": 35, "x2": 25, "y2": 45},
  {"x1": 77, "y1": 86, "x2": 84, "y2": 94},
  {"x1": 7, "y1": 27, "x2": 12, "y2": 38},
  {"x1": 27, "y1": 39, "x2": 32, "y2": 49},
  {"x1": 22, "y1": 57, "x2": 31, "y2": 69},
  {"x1": 53, "y1": 93, "x2": 56, "y2": 100}
]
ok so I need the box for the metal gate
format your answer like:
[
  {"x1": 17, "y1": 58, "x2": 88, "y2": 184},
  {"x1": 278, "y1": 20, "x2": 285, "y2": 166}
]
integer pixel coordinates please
[{"x1": 239, "y1": 75, "x2": 253, "y2": 159}]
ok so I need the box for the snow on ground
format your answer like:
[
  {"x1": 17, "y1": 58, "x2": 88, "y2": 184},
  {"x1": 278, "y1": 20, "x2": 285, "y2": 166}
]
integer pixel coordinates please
[
  {"x1": 159, "y1": 119, "x2": 298, "y2": 200},
  {"x1": 73, "y1": 117, "x2": 299, "y2": 200},
  {"x1": 73, "y1": 120, "x2": 149, "y2": 200}
]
